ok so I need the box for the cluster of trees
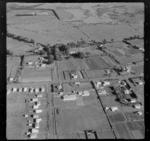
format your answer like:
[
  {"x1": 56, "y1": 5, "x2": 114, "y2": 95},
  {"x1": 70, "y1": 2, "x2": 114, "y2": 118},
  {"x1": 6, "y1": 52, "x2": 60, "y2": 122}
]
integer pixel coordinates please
[
  {"x1": 123, "y1": 35, "x2": 143, "y2": 42},
  {"x1": 44, "y1": 42, "x2": 87, "y2": 64},
  {"x1": 7, "y1": 49, "x2": 13, "y2": 56},
  {"x1": 71, "y1": 51, "x2": 84, "y2": 59},
  {"x1": 7, "y1": 32, "x2": 35, "y2": 44},
  {"x1": 44, "y1": 44, "x2": 63, "y2": 64}
]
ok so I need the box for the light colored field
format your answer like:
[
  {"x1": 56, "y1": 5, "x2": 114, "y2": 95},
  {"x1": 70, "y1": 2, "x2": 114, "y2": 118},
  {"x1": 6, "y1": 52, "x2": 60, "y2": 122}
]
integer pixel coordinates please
[
  {"x1": 132, "y1": 64, "x2": 143, "y2": 75},
  {"x1": 119, "y1": 53, "x2": 143, "y2": 66},
  {"x1": 7, "y1": 3, "x2": 143, "y2": 45},
  {"x1": 128, "y1": 39, "x2": 144, "y2": 48},
  {"x1": 97, "y1": 130, "x2": 115, "y2": 139},
  {"x1": 79, "y1": 24, "x2": 141, "y2": 41},
  {"x1": 55, "y1": 103, "x2": 111, "y2": 135},
  {"x1": 7, "y1": 57, "x2": 20, "y2": 78},
  {"x1": 20, "y1": 67, "x2": 52, "y2": 82}
]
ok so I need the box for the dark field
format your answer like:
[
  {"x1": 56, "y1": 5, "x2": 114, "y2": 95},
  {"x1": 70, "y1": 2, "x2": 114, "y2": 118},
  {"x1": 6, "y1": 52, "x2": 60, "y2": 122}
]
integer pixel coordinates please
[{"x1": 108, "y1": 113, "x2": 126, "y2": 124}]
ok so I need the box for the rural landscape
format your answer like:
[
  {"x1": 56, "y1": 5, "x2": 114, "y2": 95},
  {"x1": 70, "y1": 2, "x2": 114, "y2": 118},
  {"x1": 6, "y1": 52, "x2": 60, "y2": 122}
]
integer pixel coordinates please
[{"x1": 7, "y1": 3, "x2": 144, "y2": 139}]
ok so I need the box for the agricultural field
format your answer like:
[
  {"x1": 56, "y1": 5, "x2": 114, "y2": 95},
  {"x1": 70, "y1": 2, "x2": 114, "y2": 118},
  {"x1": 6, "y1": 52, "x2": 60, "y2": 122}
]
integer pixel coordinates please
[
  {"x1": 131, "y1": 64, "x2": 144, "y2": 75},
  {"x1": 113, "y1": 121, "x2": 144, "y2": 139},
  {"x1": 20, "y1": 66, "x2": 56, "y2": 83},
  {"x1": 86, "y1": 70, "x2": 105, "y2": 79},
  {"x1": 127, "y1": 39, "x2": 144, "y2": 49},
  {"x1": 7, "y1": 57, "x2": 21, "y2": 79},
  {"x1": 54, "y1": 103, "x2": 111, "y2": 135},
  {"x1": 119, "y1": 53, "x2": 144, "y2": 66}
]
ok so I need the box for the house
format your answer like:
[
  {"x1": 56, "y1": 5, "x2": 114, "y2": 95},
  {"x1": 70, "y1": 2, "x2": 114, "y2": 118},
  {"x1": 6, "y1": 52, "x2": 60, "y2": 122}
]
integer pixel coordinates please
[
  {"x1": 29, "y1": 88, "x2": 34, "y2": 93},
  {"x1": 105, "y1": 106, "x2": 109, "y2": 110},
  {"x1": 130, "y1": 99, "x2": 137, "y2": 103},
  {"x1": 124, "y1": 89, "x2": 130, "y2": 95},
  {"x1": 37, "y1": 94, "x2": 42, "y2": 98},
  {"x1": 105, "y1": 69, "x2": 110, "y2": 74},
  {"x1": 134, "y1": 104, "x2": 141, "y2": 109},
  {"x1": 31, "y1": 128, "x2": 39, "y2": 134},
  {"x1": 18, "y1": 88, "x2": 23, "y2": 92},
  {"x1": 41, "y1": 64, "x2": 46, "y2": 67},
  {"x1": 95, "y1": 81, "x2": 102, "y2": 88},
  {"x1": 136, "y1": 111, "x2": 142, "y2": 115},
  {"x1": 23, "y1": 87, "x2": 28, "y2": 92},
  {"x1": 69, "y1": 51, "x2": 76, "y2": 54},
  {"x1": 82, "y1": 91, "x2": 90, "y2": 96},
  {"x1": 30, "y1": 98, "x2": 38, "y2": 102},
  {"x1": 71, "y1": 73, "x2": 78, "y2": 79},
  {"x1": 76, "y1": 91, "x2": 83, "y2": 95},
  {"x1": 98, "y1": 89, "x2": 107, "y2": 95},
  {"x1": 103, "y1": 81, "x2": 110, "y2": 86},
  {"x1": 34, "y1": 109, "x2": 42, "y2": 114},
  {"x1": 33, "y1": 103, "x2": 41, "y2": 109},
  {"x1": 7, "y1": 89, "x2": 11, "y2": 95},
  {"x1": 75, "y1": 82, "x2": 80, "y2": 86},
  {"x1": 32, "y1": 115, "x2": 39, "y2": 119},
  {"x1": 9, "y1": 77, "x2": 14, "y2": 82},
  {"x1": 12, "y1": 87, "x2": 17, "y2": 92},
  {"x1": 30, "y1": 133, "x2": 38, "y2": 139},
  {"x1": 57, "y1": 84, "x2": 62, "y2": 90},
  {"x1": 41, "y1": 87, "x2": 45, "y2": 92},
  {"x1": 27, "y1": 61, "x2": 34, "y2": 65},
  {"x1": 35, "y1": 88, "x2": 39, "y2": 93},
  {"x1": 63, "y1": 95, "x2": 76, "y2": 101},
  {"x1": 110, "y1": 106, "x2": 119, "y2": 112}
]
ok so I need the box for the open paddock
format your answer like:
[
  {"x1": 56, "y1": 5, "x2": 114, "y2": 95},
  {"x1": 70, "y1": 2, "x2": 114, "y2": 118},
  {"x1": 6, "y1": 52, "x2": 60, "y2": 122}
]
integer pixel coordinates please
[
  {"x1": 108, "y1": 113, "x2": 126, "y2": 124},
  {"x1": 113, "y1": 122, "x2": 133, "y2": 139},
  {"x1": 90, "y1": 55, "x2": 113, "y2": 69},
  {"x1": 7, "y1": 57, "x2": 21, "y2": 79},
  {"x1": 119, "y1": 53, "x2": 143, "y2": 65},
  {"x1": 55, "y1": 103, "x2": 111, "y2": 135},
  {"x1": 57, "y1": 58, "x2": 89, "y2": 71},
  {"x1": 132, "y1": 64, "x2": 143, "y2": 75},
  {"x1": 9, "y1": 65, "x2": 20, "y2": 78},
  {"x1": 126, "y1": 121, "x2": 145, "y2": 138},
  {"x1": 86, "y1": 70, "x2": 105, "y2": 79},
  {"x1": 63, "y1": 71, "x2": 71, "y2": 81},
  {"x1": 97, "y1": 130, "x2": 115, "y2": 139},
  {"x1": 127, "y1": 39, "x2": 144, "y2": 49},
  {"x1": 20, "y1": 67, "x2": 53, "y2": 82},
  {"x1": 82, "y1": 90, "x2": 99, "y2": 105},
  {"x1": 126, "y1": 48, "x2": 140, "y2": 55},
  {"x1": 53, "y1": 96, "x2": 77, "y2": 109}
]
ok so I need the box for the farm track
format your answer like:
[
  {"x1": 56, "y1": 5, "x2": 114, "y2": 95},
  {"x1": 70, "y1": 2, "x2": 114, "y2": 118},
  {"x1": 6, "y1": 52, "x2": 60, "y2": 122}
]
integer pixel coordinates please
[{"x1": 17, "y1": 72, "x2": 143, "y2": 87}]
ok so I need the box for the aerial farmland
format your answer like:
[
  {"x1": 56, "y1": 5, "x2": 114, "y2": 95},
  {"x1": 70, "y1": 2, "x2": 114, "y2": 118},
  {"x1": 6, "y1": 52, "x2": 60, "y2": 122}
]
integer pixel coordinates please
[{"x1": 7, "y1": 3, "x2": 144, "y2": 139}]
